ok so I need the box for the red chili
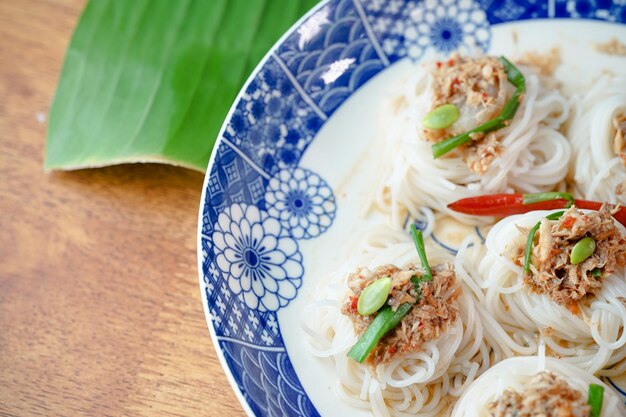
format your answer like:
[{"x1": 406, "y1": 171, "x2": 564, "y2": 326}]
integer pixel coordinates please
[
  {"x1": 350, "y1": 296, "x2": 359, "y2": 311},
  {"x1": 447, "y1": 193, "x2": 626, "y2": 226},
  {"x1": 388, "y1": 346, "x2": 397, "y2": 354},
  {"x1": 452, "y1": 77, "x2": 460, "y2": 85},
  {"x1": 436, "y1": 61, "x2": 442, "y2": 69},
  {"x1": 562, "y1": 216, "x2": 576, "y2": 228},
  {"x1": 448, "y1": 58, "x2": 455, "y2": 66}
]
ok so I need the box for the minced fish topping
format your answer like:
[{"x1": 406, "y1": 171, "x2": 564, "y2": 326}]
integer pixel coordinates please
[
  {"x1": 514, "y1": 206, "x2": 626, "y2": 313},
  {"x1": 422, "y1": 53, "x2": 513, "y2": 174},
  {"x1": 487, "y1": 371, "x2": 591, "y2": 417},
  {"x1": 341, "y1": 263, "x2": 461, "y2": 365}
]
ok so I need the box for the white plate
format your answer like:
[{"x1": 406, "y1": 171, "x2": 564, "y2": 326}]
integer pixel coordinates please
[{"x1": 197, "y1": 1, "x2": 626, "y2": 415}]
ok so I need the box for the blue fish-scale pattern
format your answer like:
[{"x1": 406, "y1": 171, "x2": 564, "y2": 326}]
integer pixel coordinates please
[
  {"x1": 201, "y1": 236, "x2": 284, "y2": 348},
  {"x1": 201, "y1": 144, "x2": 268, "y2": 236},
  {"x1": 221, "y1": 341, "x2": 321, "y2": 417},
  {"x1": 222, "y1": 57, "x2": 325, "y2": 177},
  {"x1": 275, "y1": 0, "x2": 386, "y2": 115}
]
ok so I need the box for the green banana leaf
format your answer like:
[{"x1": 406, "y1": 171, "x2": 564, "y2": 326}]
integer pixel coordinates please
[{"x1": 45, "y1": 0, "x2": 319, "y2": 171}]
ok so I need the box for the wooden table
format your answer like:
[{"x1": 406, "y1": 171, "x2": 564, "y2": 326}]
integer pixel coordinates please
[{"x1": 0, "y1": 1, "x2": 243, "y2": 415}]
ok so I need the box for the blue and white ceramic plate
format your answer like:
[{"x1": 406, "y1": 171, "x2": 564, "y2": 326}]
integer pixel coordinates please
[{"x1": 198, "y1": 1, "x2": 626, "y2": 415}]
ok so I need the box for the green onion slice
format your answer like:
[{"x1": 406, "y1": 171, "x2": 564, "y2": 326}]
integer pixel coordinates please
[
  {"x1": 410, "y1": 224, "x2": 432, "y2": 281},
  {"x1": 570, "y1": 237, "x2": 596, "y2": 265},
  {"x1": 588, "y1": 383, "x2": 604, "y2": 417},
  {"x1": 522, "y1": 192, "x2": 574, "y2": 208},
  {"x1": 422, "y1": 104, "x2": 460, "y2": 130},
  {"x1": 591, "y1": 268, "x2": 602, "y2": 278},
  {"x1": 346, "y1": 303, "x2": 412, "y2": 363},
  {"x1": 357, "y1": 277, "x2": 392, "y2": 316}
]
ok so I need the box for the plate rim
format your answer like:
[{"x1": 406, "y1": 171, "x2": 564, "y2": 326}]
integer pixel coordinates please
[{"x1": 195, "y1": 2, "x2": 332, "y2": 415}]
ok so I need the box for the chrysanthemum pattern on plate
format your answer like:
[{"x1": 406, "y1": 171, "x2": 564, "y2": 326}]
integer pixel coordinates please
[
  {"x1": 362, "y1": 0, "x2": 491, "y2": 61},
  {"x1": 201, "y1": 237, "x2": 283, "y2": 347},
  {"x1": 212, "y1": 203, "x2": 303, "y2": 312},
  {"x1": 265, "y1": 168, "x2": 336, "y2": 239}
]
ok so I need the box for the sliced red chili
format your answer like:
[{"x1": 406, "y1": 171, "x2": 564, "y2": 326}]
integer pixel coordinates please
[
  {"x1": 350, "y1": 296, "x2": 359, "y2": 312},
  {"x1": 562, "y1": 216, "x2": 576, "y2": 228},
  {"x1": 447, "y1": 193, "x2": 626, "y2": 226}
]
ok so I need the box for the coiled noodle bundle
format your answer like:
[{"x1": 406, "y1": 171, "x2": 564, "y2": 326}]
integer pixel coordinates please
[
  {"x1": 456, "y1": 210, "x2": 626, "y2": 374},
  {"x1": 452, "y1": 355, "x2": 626, "y2": 417},
  {"x1": 303, "y1": 228, "x2": 495, "y2": 417},
  {"x1": 373, "y1": 63, "x2": 570, "y2": 225}
]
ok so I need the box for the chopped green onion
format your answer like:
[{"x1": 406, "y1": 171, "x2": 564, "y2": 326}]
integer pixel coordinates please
[
  {"x1": 571, "y1": 237, "x2": 596, "y2": 265},
  {"x1": 522, "y1": 192, "x2": 574, "y2": 208},
  {"x1": 500, "y1": 56, "x2": 525, "y2": 89},
  {"x1": 590, "y1": 268, "x2": 602, "y2": 278},
  {"x1": 347, "y1": 303, "x2": 412, "y2": 363},
  {"x1": 524, "y1": 211, "x2": 565, "y2": 272},
  {"x1": 431, "y1": 114, "x2": 503, "y2": 159},
  {"x1": 357, "y1": 277, "x2": 392, "y2": 316},
  {"x1": 432, "y1": 56, "x2": 526, "y2": 159},
  {"x1": 422, "y1": 104, "x2": 460, "y2": 129},
  {"x1": 410, "y1": 224, "x2": 432, "y2": 280},
  {"x1": 588, "y1": 383, "x2": 604, "y2": 417}
]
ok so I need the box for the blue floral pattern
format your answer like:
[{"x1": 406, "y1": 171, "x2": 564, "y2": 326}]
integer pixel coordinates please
[
  {"x1": 213, "y1": 203, "x2": 303, "y2": 312},
  {"x1": 412, "y1": 0, "x2": 490, "y2": 55},
  {"x1": 477, "y1": 0, "x2": 626, "y2": 23},
  {"x1": 265, "y1": 168, "x2": 336, "y2": 239},
  {"x1": 201, "y1": 237, "x2": 284, "y2": 348},
  {"x1": 363, "y1": 0, "x2": 491, "y2": 61},
  {"x1": 200, "y1": 1, "x2": 626, "y2": 416},
  {"x1": 223, "y1": 57, "x2": 325, "y2": 176},
  {"x1": 566, "y1": 0, "x2": 620, "y2": 19}
]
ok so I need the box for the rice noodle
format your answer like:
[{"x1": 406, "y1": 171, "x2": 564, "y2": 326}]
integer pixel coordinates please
[
  {"x1": 451, "y1": 356, "x2": 626, "y2": 417},
  {"x1": 568, "y1": 74, "x2": 626, "y2": 204},
  {"x1": 302, "y1": 228, "x2": 497, "y2": 416},
  {"x1": 372, "y1": 62, "x2": 571, "y2": 226},
  {"x1": 456, "y1": 209, "x2": 626, "y2": 374}
]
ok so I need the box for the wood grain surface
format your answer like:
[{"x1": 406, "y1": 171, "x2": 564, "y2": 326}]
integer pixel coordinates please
[{"x1": 0, "y1": 1, "x2": 244, "y2": 415}]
